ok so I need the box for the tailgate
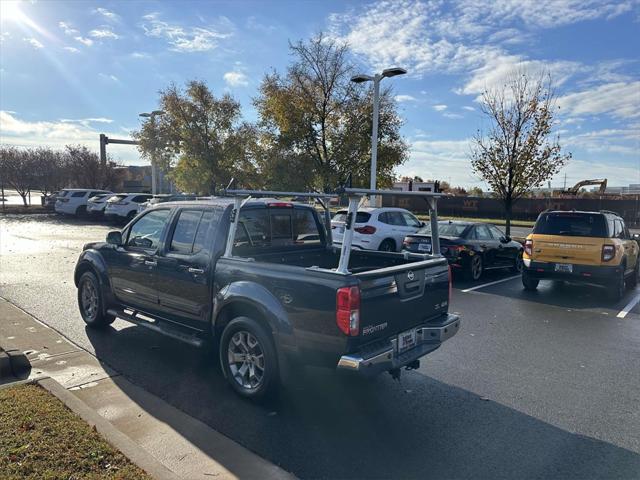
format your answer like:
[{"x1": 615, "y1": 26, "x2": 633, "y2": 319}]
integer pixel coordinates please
[
  {"x1": 532, "y1": 235, "x2": 602, "y2": 265},
  {"x1": 354, "y1": 258, "x2": 449, "y2": 344}
]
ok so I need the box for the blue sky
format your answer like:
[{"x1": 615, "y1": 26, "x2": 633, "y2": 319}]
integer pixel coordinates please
[{"x1": 1, "y1": 0, "x2": 638, "y2": 188}]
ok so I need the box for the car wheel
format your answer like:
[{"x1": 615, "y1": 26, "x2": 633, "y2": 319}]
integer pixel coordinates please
[
  {"x1": 465, "y1": 255, "x2": 483, "y2": 281},
  {"x1": 378, "y1": 239, "x2": 396, "y2": 252},
  {"x1": 522, "y1": 271, "x2": 539, "y2": 291},
  {"x1": 77, "y1": 271, "x2": 115, "y2": 328},
  {"x1": 75, "y1": 205, "x2": 87, "y2": 217},
  {"x1": 629, "y1": 261, "x2": 639, "y2": 288},
  {"x1": 608, "y1": 266, "x2": 626, "y2": 301},
  {"x1": 511, "y1": 251, "x2": 524, "y2": 273},
  {"x1": 220, "y1": 316, "x2": 279, "y2": 400}
]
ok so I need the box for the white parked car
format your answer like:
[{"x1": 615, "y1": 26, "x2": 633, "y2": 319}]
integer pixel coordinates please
[
  {"x1": 54, "y1": 189, "x2": 113, "y2": 216},
  {"x1": 331, "y1": 207, "x2": 425, "y2": 252},
  {"x1": 86, "y1": 194, "x2": 115, "y2": 216},
  {"x1": 104, "y1": 193, "x2": 153, "y2": 222}
]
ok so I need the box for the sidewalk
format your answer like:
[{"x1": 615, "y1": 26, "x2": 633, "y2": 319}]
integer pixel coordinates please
[{"x1": 0, "y1": 297, "x2": 294, "y2": 480}]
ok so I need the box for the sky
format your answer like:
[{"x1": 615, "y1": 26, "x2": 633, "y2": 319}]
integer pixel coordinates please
[{"x1": 0, "y1": 0, "x2": 638, "y2": 189}]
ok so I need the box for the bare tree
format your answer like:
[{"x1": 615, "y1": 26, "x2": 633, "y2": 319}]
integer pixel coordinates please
[
  {"x1": 470, "y1": 72, "x2": 571, "y2": 236},
  {"x1": 32, "y1": 147, "x2": 67, "y2": 196},
  {"x1": 64, "y1": 145, "x2": 121, "y2": 189},
  {"x1": 0, "y1": 146, "x2": 36, "y2": 206}
]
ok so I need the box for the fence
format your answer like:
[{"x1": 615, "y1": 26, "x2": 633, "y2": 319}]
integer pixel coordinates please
[{"x1": 382, "y1": 195, "x2": 640, "y2": 226}]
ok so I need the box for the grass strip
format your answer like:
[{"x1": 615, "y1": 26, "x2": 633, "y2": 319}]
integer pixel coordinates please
[{"x1": 0, "y1": 383, "x2": 150, "y2": 480}]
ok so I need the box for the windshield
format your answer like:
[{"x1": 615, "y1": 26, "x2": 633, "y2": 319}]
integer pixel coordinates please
[
  {"x1": 534, "y1": 212, "x2": 608, "y2": 237},
  {"x1": 417, "y1": 222, "x2": 468, "y2": 237},
  {"x1": 332, "y1": 211, "x2": 372, "y2": 223}
]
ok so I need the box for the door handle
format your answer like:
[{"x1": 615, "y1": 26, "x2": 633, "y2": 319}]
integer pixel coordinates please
[
  {"x1": 144, "y1": 260, "x2": 157, "y2": 267},
  {"x1": 188, "y1": 267, "x2": 205, "y2": 274}
]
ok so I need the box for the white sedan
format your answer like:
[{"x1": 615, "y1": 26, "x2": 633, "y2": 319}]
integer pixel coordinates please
[{"x1": 331, "y1": 207, "x2": 424, "y2": 252}]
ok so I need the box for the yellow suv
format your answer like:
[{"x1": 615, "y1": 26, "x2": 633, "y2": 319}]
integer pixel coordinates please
[{"x1": 522, "y1": 210, "x2": 639, "y2": 300}]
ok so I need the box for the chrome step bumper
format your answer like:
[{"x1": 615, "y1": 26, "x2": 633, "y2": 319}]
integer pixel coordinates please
[{"x1": 337, "y1": 313, "x2": 460, "y2": 374}]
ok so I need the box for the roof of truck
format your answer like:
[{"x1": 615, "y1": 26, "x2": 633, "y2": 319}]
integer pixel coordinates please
[{"x1": 156, "y1": 197, "x2": 315, "y2": 209}]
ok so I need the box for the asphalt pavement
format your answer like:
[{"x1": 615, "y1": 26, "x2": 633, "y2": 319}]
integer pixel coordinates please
[{"x1": 1, "y1": 213, "x2": 639, "y2": 479}]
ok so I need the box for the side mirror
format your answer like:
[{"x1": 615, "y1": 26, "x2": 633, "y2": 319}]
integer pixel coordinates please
[
  {"x1": 420, "y1": 221, "x2": 426, "y2": 228},
  {"x1": 501, "y1": 236, "x2": 511, "y2": 243},
  {"x1": 106, "y1": 231, "x2": 123, "y2": 246}
]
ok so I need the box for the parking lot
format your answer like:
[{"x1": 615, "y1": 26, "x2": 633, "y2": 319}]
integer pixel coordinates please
[{"x1": 1, "y1": 213, "x2": 639, "y2": 478}]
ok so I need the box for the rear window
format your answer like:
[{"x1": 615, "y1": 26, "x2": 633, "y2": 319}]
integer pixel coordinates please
[
  {"x1": 234, "y1": 207, "x2": 322, "y2": 254},
  {"x1": 418, "y1": 222, "x2": 468, "y2": 237},
  {"x1": 71, "y1": 191, "x2": 86, "y2": 198},
  {"x1": 108, "y1": 195, "x2": 127, "y2": 203},
  {"x1": 333, "y1": 211, "x2": 371, "y2": 223},
  {"x1": 534, "y1": 213, "x2": 608, "y2": 237}
]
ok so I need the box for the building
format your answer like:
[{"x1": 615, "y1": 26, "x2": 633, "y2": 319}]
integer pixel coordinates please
[{"x1": 392, "y1": 180, "x2": 437, "y2": 192}]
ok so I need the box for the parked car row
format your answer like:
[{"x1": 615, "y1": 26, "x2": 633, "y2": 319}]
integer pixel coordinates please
[{"x1": 51, "y1": 188, "x2": 199, "y2": 222}]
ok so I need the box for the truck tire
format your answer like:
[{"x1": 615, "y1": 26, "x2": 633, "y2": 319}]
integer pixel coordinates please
[
  {"x1": 522, "y1": 271, "x2": 539, "y2": 291},
  {"x1": 378, "y1": 239, "x2": 396, "y2": 252},
  {"x1": 77, "y1": 271, "x2": 115, "y2": 328},
  {"x1": 220, "y1": 316, "x2": 279, "y2": 400},
  {"x1": 465, "y1": 255, "x2": 483, "y2": 281}
]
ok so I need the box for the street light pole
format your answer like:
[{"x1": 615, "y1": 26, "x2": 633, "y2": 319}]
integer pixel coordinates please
[
  {"x1": 139, "y1": 110, "x2": 165, "y2": 195},
  {"x1": 351, "y1": 67, "x2": 406, "y2": 207}
]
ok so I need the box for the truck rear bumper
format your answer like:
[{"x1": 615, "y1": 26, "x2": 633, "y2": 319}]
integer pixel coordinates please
[{"x1": 337, "y1": 313, "x2": 460, "y2": 376}]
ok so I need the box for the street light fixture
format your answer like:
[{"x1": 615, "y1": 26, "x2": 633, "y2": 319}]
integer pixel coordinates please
[
  {"x1": 138, "y1": 110, "x2": 165, "y2": 195},
  {"x1": 351, "y1": 67, "x2": 407, "y2": 206}
]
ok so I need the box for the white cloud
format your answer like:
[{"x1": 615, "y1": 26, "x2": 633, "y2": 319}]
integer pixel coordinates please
[
  {"x1": 558, "y1": 81, "x2": 640, "y2": 119},
  {"x1": 433, "y1": 104, "x2": 447, "y2": 111},
  {"x1": 563, "y1": 128, "x2": 640, "y2": 156},
  {"x1": 223, "y1": 70, "x2": 248, "y2": 87},
  {"x1": 99, "y1": 73, "x2": 120, "y2": 83},
  {"x1": 462, "y1": 106, "x2": 475, "y2": 111},
  {"x1": 443, "y1": 112, "x2": 464, "y2": 119},
  {"x1": 59, "y1": 21, "x2": 78, "y2": 36},
  {"x1": 89, "y1": 27, "x2": 120, "y2": 40},
  {"x1": 141, "y1": 14, "x2": 233, "y2": 52},
  {"x1": 395, "y1": 94, "x2": 417, "y2": 102},
  {"x1": 74, "y1": 36, "x2": 94, "y2": 47},
  {"x1": 131, "y1": 52, "x2": 150, "y2": 59},
  {"x1": 63, "y1": 46, "x2": 79, "y2": 53},
  {"x1": 95, "y1": 7, "x2": 119, "y2": 21},
  {"x1": 23, "y1": 37, "x2": 43, "y2": 49}
]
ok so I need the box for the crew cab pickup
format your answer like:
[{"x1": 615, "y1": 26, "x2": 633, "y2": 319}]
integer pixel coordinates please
[{"x1": 74, "y1": 192, "x2": 460, "y2": 398}]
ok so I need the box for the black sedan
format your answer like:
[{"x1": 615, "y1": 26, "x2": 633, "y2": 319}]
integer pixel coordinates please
[{"x1": 402, "y1": 221, "x2": 524, "y2": 281}]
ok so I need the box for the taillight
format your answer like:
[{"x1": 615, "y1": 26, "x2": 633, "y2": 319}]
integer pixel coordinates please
[
  {"x1": 354, "y1": 225, "x2": 376, "y2": 234},
  {"x1": 602, "y1": 245, "x2": 615, "y2": 262},
  {"x1": 524, "y1": 239, "x2": 533, "y2": 257},
  {"x1": 336, "y1": 286, "x2": 360, "y2": 336},
  {"x1": 267, "y1": 202, "x2": 293, "y2": 208},
  {"x1": 448, "y1": 265, "x2": 452, "y2": 306}
]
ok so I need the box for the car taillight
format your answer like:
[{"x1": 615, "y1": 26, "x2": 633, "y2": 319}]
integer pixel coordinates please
[
  {"x1": 448, "y1": 265, "x2": 452, "y2": 305},
  {"x1": 354, "y1": 225, "x2": 376, "y2": 234},
  {"x1": 524, "y1": 239, "x2": 533, "y2": 257},
  {"x1": 267, "y1": 202, "x2": 293, "y2": 208},
  {"x1": 602, "y1": 245, "x2": 615, "y2": 262},
  {"x1": 336, "y1": 286, "x2": 360, "y2": 336}
]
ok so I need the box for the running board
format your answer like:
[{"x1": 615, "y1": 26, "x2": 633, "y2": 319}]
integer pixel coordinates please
[{"x1": 107, "y1": 308, "x2": 204, "y2": 348}]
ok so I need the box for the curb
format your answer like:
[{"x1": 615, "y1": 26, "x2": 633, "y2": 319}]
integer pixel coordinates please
[
  {"x1": 37, "y1": 377, "x2": 180, "y2": 480},
  {"x1": 0, "y1": 346, "x2": 31, "y2": 380}
]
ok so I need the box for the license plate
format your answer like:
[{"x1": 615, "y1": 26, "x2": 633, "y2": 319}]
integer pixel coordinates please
[
  {"x1": 418, "y1": 242, "x2": 432, "y2": 253},
  {"x1": 398, "y1": 328, "x2": 417, "y2": 353},
  {"x1": 554, "y1": 263, "x2": 573, "y2": 273}
]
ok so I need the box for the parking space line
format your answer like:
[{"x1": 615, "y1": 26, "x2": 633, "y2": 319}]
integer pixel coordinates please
[
  {"x1": 616, "y1": 289, "x2": 640, "y2": 318},
  {"x1": 461, "y1": 275, "x2": 521, "y2": 293}
]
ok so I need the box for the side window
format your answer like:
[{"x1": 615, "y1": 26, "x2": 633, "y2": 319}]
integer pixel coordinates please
[
  {"x1": 193, "y1": 211, "x2": 216, "y2": 253},
  {"x1": 615, "y1": 220, "x2": 626, "y2": 239},
  {"x1": 170, "y1": 210, "x2": 203, "y2": 253},
  {"x1": 475, "y1": 225, "x2": 492, "y2": 240},
  {"x1": 378, "y1": 212, "x2": 390, "y2": 224},
  {"x1": 293, "y1": 209, "x2": 321, "y2": 245},
  {"x1": 489, "y1": 225, "x2": 505, "y2": 240},
  {"x1": 89, "y1": 191, "x2": 102, "y2": 198},
  {"x1": 132, "y1": 195, "x2": 150, "y2": 203},
  {"x1": 402, "y1": 212, "x2": 422, "y2": 228},
  {"x1": 386, "y1": 212, "x2": 407, "y2": 226},
  {"x1": 607, "y1": 217, "x2": 616, "y2": 237},
  {"x1": 71, "y1": 191, "x2": 86, "y2": 198},
  {"x1": 234, "y1": 209, "x2": 269, "y2": 249},
  {"x1": 126, "y1": 209, "x2": 171, "y2": 249}
]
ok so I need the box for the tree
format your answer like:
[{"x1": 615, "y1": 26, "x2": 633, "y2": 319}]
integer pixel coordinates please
[
  {"x1": 64, "y1": 145, "x2": 121, "y2": 190},
  {"x1": 254, "y1": 33, "x2": 408, "y2": 191},
  {"x1": 468, "y1": 186, "x2": 484, "y2": 197},
  {"x1": 470, "y1": 72, "x2": 570, "y2": 235},
  {"x1": 134, "y1": 81, "x2": 258, "y2": 194},
  {"x1": 32, "y1": 147, "x2": 67, "y2": 195},
  {"x1": 0, "y1": 146, "x2": 36, "y2": 205}
]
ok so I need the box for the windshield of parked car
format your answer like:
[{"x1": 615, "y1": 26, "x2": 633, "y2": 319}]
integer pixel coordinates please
[
  {"x1": 417, "y1": 222, "x2": 468, "y2": 237},
  {"x1": 534, "y1": 212, "x2": 608, "y2": 237},
  {"x1": 332, "y1": 211, "x2": 372, "y2": 223}
]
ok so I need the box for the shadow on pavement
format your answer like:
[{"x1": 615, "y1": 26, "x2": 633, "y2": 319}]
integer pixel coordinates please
[{"x1": 86, "y1": 323, "x2": 640, "y2": 479}]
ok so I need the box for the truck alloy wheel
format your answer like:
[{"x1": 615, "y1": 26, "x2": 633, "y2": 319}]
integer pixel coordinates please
[
  {"x1": 220, "y1": 316, "x2": 278, "y2": 399},
  {"x1": 77, "y1": 271, "x2": 115, "y2": 328}
]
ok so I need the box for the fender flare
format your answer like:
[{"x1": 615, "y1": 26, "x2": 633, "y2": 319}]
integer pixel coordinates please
[{"x1": 74, "y1": 250, "x2": 115, "y2": 313}]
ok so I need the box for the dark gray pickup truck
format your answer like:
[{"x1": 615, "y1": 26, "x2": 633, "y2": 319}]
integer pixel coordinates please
[{"x1": 74, "y1": 190, "x2": 460, "y2": 398}]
